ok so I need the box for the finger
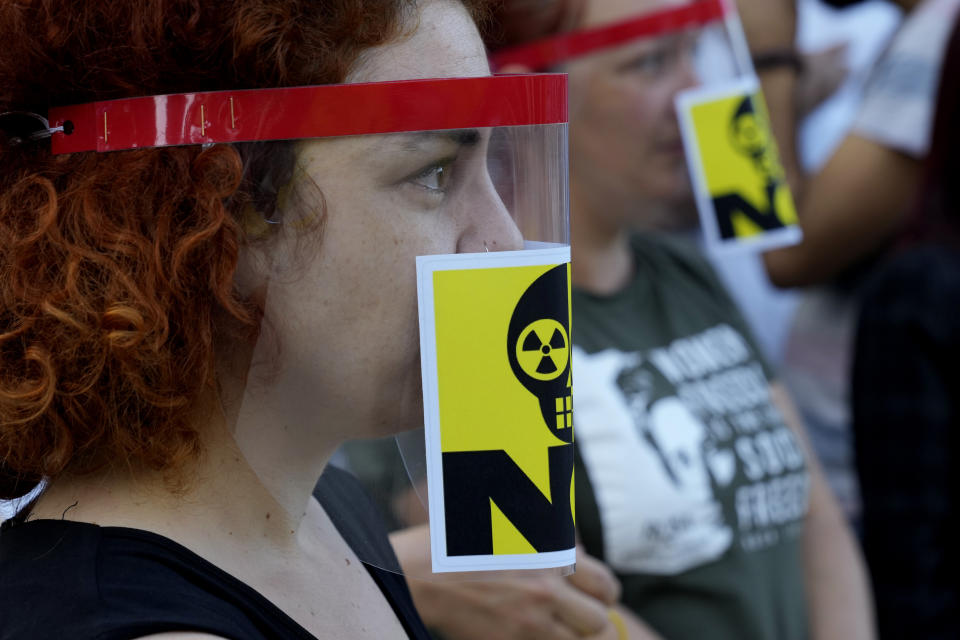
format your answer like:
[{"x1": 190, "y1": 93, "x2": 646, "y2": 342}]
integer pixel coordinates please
[
  {"x1": 414, "y1": 579, "x2": 577, "y2": 640},
  {"x1": 568, "y1": 551, "x2": 621, "y2": 606},
  {"x1": 527, "y1": 614, "x2": 583, "y2": 640},
  {"x1": 550, "y1": 579, "x2": 613, "y2": 636},
  {"x1": 497, "y1": 590, "x2": 584, "y2": 640}
]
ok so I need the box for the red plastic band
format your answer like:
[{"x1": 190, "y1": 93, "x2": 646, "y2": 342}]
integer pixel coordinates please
[
  {"x1": 48, "y1": 74, "x2": 567, "y2": 155},
  {"x1": 491, "y1": 0, "x2": 727, "y2": 71}
]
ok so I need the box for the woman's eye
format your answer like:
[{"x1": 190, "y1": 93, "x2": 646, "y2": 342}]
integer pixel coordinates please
[
  {"x1": 621, "y1": 51, "x2": 668, "y2": 75},
  {"x1": 410, "y1": 160, "x2": 453, "y2": 193}
]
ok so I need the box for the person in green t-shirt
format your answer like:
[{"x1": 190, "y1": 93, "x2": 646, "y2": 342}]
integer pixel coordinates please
[{"x1": 357, "y1": 1, "x2": 876, "y2": 638}]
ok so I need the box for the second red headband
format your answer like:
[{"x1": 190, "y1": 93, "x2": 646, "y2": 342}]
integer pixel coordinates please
[{"x1": 491, "y1": 0, "x2": 729, "y2": 71}]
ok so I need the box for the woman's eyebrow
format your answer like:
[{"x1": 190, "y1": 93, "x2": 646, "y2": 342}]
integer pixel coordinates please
[
  {"x1": 395, "y1": 128, "x2": 482, "y2": 153},
  {"x1": 611, "y1": 32, "x2": 685, "y2": 63}
]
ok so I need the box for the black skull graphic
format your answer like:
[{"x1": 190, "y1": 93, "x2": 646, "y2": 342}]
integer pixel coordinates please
[{"x1": 507, "y1": 264, "x2": 573, "y2": 443}]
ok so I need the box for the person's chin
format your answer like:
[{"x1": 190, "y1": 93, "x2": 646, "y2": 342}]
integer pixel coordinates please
[
  {"x1": 369, "y1": 369, "x2": 424, "y2": 439},
  {"x1": 667, "y1": 177, "x2": 695, "y2": 207},
  {"x1": 643, "y1": 169, "x2": 694, "y2": 207},
  {"x1": 664, "y1": 188, "x2": 700, "y2": 231},
  {"x1": 656, "y1": 140, "x2": 687, "y2": 160},
  {"x1": 627, "y1": 178, "x2": 698, "y2": 232}
]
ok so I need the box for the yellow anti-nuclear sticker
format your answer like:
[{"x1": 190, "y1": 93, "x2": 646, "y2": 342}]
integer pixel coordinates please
[
  {"x1": 429, "y1": 259, "x2": 575, "y2": 563},
  {"x1": 681, "y1": 81, "x2": 799, "y2": 243}
]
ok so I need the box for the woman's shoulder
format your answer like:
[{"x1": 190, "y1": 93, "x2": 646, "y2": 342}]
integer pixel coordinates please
[
  {"x1": 631, "y1": 232, "x2": 726, "y2": 291},
  {"x1": 0, "y1": 519, "x2": 315, "y2": 640},
  {"x1": 0, "y1": 520, "x2": 103, "y2": 638},
  {"x1": 630, "y1": 232, "x2": 754, "y2": 320}
]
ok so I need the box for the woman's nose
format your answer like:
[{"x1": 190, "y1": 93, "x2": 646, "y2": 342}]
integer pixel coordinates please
[{"x1": 456, "y1": 171, "x2": 525, "y2": 254}]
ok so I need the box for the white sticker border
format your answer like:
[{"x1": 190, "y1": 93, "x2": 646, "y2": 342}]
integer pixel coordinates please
[
  {"x1": 416, "y1": 243, "x2": 575, "y2": 573},
  {"x1": 676, "y1": 76, "x2": 803, "y2": 254}
]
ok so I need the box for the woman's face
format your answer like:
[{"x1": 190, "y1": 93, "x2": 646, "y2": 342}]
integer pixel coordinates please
[
  {"x1": 253, "y1": 0, "x2": 522, "y2": 440},
  {"x1": 567, "y1": 0, "x2": 700, "y2": 228}
]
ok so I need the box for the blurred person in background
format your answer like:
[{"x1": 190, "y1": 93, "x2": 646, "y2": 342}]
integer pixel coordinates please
[
  {"x1": 704, "y1": 0, "x2": 902, "y2": 371},
  {"x1": 750, "y1": 0, "x2": 960, "y2": 530},
  {"x1": 851, "y1": 12, "x2": 960, "y2": 638},
  {"x1": 762, "y1": 0, "x2": 960, "y2": 285},
  {"x1": 375, "y1": 1, "x2": 876, "y2": 639}
]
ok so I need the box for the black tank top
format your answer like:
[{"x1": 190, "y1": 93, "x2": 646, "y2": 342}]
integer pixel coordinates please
[{"x1": 0, "y1": 466, "x2": 430, "y2": 639}]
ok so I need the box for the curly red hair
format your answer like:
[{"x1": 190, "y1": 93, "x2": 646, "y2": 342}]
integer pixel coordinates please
[{"x1": 0, "y1": 0, "x2": 487, "y2": 498}]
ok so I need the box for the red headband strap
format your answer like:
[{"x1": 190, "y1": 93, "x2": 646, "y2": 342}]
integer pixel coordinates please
[
  {"x1": 491, "y1": 0, "x2": 728, "y2": 71},
  {"x1": 48, "y1": 74, "x2": 567, "y2": 155}
]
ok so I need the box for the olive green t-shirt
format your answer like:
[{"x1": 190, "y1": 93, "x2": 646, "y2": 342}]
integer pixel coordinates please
[{"x1": 572, "y1": 234, "x2": 809, "y2": 640}]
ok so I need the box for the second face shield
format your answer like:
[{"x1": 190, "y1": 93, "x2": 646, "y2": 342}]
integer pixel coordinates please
[
  {"x1": 493, "y1": 0, "x2": 802, "y2": 252},
  {"x1": 49, "y1": 74, "x2": 574, "y2": 577}
]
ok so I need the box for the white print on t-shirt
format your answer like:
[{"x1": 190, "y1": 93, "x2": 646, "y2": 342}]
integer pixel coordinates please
[{"x1": 573, "y1": 324, "x2": 809, "y2": 576}]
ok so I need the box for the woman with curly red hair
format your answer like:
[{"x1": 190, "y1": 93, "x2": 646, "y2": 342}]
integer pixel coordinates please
[{"x1": 0, "y1": 0, "x2": 523, "y2": 637}]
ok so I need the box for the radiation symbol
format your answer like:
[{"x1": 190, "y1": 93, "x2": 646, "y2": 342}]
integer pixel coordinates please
[{"x1": 515, "y1": 319, "x2": 569, "y2": 382}]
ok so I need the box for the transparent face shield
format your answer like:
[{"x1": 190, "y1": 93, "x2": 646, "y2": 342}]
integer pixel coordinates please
[
  {"x1": 492, "y1": 0, "x2": 802, "y2": 252},
  {"x1": 49, "y1": 75, "x2": 575, "y2": 578}
]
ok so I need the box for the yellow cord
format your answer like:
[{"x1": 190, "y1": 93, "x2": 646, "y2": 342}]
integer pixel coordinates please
[{"x1": 608, "y1": 609, "x2": 628, "y2": 640}]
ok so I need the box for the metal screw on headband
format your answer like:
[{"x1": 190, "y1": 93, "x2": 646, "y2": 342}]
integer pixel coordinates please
[{"x1": 0, "y1": 111, "x2": 68, "y2": 147}]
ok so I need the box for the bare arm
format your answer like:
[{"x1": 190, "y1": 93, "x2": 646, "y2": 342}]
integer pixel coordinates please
[
  {"x1": 735, "y1": 0, "x2": 922, "y2": 287},
  {"x1": 763, "y1": 136, "x2": 922, "y2": 287},
  {"x1": 769, "y1": 382, "x2": 876, "y2": 640}
]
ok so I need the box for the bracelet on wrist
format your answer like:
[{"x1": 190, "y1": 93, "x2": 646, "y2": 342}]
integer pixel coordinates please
[{"x1": 753, "y1": 49, "x2": 804, "y2": 74}]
